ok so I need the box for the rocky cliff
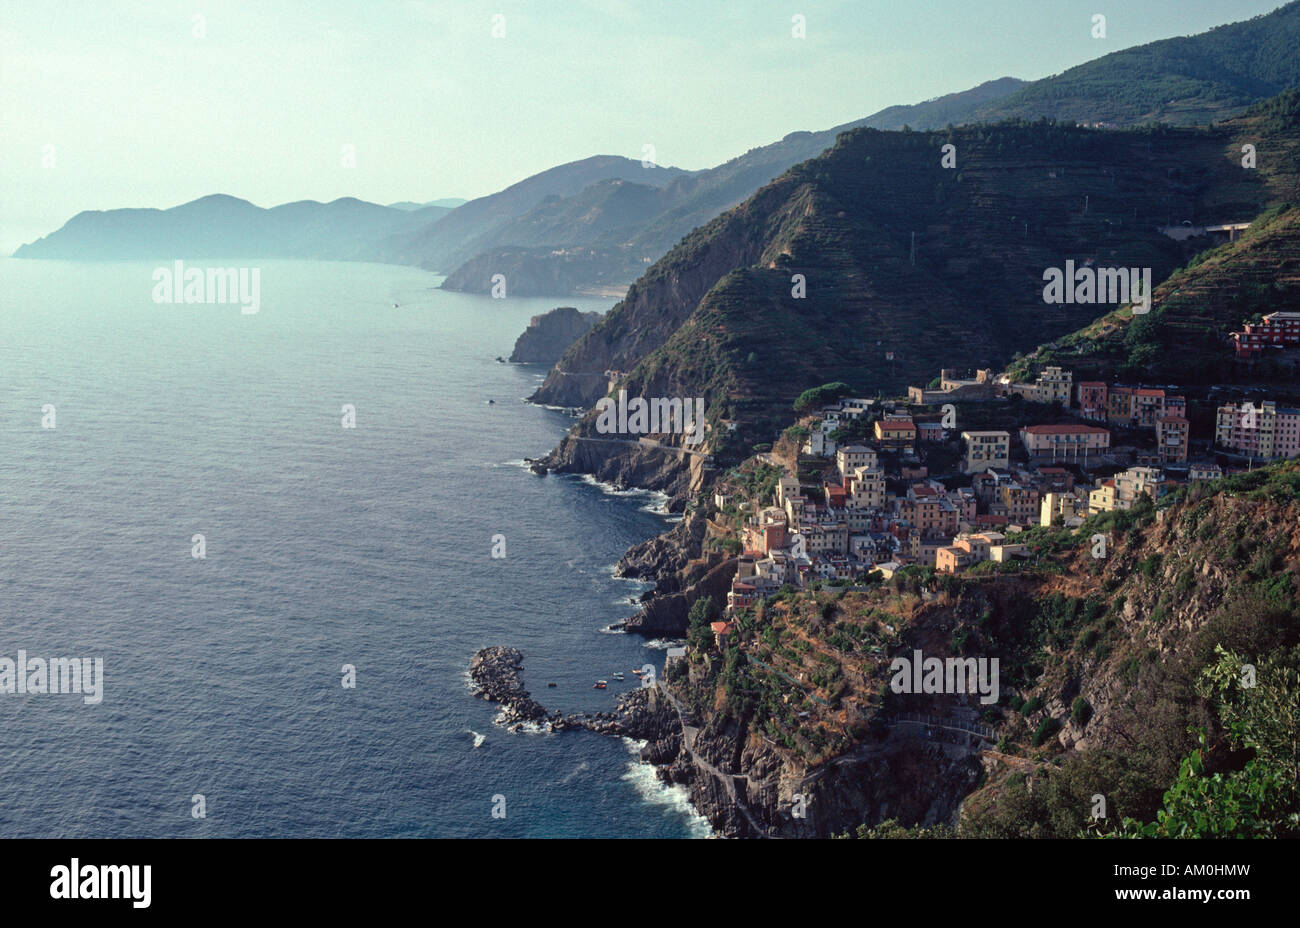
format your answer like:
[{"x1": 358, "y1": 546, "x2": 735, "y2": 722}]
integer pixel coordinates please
[{"x1": 508, "y1": 307, "x2": 603, "y2": 364}]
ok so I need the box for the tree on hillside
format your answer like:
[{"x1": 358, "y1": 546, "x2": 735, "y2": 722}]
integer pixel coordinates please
[{"x1": 794, "y1": 382, "x2": 853, "y2": 413}]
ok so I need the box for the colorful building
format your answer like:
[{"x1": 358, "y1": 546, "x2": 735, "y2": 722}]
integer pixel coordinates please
[
  {"x1": 1155, "y1": 415, "x2": 1190, "y2": 463},
  {"x1": 1231, "y1": 311, "x2": 1300, "y2": 358},
  {"x1": 1076, "y1": 381, "x2": 1108, "y2": 421},
  {"x1": 960, "y1": 431, "x2": 1011, "y2": 473},
  {"x1": 1020, "y1": 424, "x2": 1111, "y2": 461}
]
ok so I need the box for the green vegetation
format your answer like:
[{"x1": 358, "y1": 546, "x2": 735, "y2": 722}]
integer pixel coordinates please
[
  {"x1": 838, "y1": 819, "x2": 955, "y2": 839},
  {"x1": 794, "y1": 382, "x2": 852, "y2": 413},
  {"x1": 1101, "y1": 648, "x2": 1300, "y2": 838},
  {"x1": 1016, "y1": 203, "x2": 1300, "y2": 389},
  {"x1": 1071, "y1": 697, "x2": 1092, "y2": 726},
  {"x1": 968, "y1": 8, "x2": 1300, "y2": 127}
]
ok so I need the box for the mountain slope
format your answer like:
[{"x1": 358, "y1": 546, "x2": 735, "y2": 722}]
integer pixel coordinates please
[
  {"x1": 382, "y1": 155, "x2": 692, "y2": 272},
  {"x1": 652, "y1": 461, "x2": 1300, "y2": 837},
  {"x1": 970, "y1": 1, "x2": 1300, "y2": 127},
  {"x1": 1009, "y1": 203, "x2": 1300, "y2": 390},
  {"x1": 444, "y1": 4, "x2": 1300, "y2": 297},
  {"x1": 1004, "y1": 91, "x2": 1300, "y2": 389},
  {"x1": 533, "y1": 105, "x2": 1297, "y2": 471},
  {"x1": 437, "y1": 80, "x2": 1034, "y2": 295}
]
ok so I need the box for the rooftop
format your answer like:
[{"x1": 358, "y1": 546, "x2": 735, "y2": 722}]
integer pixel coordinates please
[{"x1": 1022, "y1": 424, "x2": 1110, "y2": 435}]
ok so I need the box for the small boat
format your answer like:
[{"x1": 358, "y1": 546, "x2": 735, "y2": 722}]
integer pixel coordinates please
[
  {"x1": 612, "y1": 673, "x2": 625, "y2": 681},
  {"x1": 486, "y1": 399, "x2": 495, "y2": 405},
  {"x1": 631, "y1": 669, "x2": 644, "y2": 676},
  {"x1": 547, "y1": 682, "x2": 557, "y2": 688},
  {"x1": 592, "y1": 681, "x2": 608, "y2": 690}
]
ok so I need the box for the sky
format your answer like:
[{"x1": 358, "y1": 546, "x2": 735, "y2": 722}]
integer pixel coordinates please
[{"x1": 0, "y1": 0, "x2": 1289, "y2": 253}]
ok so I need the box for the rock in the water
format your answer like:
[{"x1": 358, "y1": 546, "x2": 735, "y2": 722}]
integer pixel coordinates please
[
  {"x1": 509, "y1": 307, "x2": 602, "y2": 364},
  {"x1": 468, "y1": 646, "x2": 549, "y2": 725}
]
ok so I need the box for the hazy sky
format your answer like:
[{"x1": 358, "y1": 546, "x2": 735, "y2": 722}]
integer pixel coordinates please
[{"x1": 0, "y1": 0, "x2": 1288, "y2": 252}]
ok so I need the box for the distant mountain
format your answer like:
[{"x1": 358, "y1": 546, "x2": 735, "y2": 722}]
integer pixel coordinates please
[
  {"x1": 388, "y1": 198, "x2": 467, "y2": 210},
  {"x1": 19, "y1": 4, "x2": 1298, "y2": 277},
  {"x1": 854, "y1": 76, "x2": 1028, "y2": 130},
  {"x1": 379, "y1": 155, "x2": 694, "y2": 272},
  {"x1": 13, "y1": 195, "x2": 452, "y2": 261}
]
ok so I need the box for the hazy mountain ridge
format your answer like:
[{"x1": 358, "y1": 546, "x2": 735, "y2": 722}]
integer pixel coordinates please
[
  {"x1": 391, "y1": 155, "x2": 693, "y2": 272},
  {"x1": 13, "y1": 194, "x2": 453, "y2": 261},
  {"x1": 17, "y1": 3, "x2": 1300, "y2": 288},
  {"x1": 443, "y1": 3, "x2": 1300, "y2": 296},
  {"x1": 437, "y1": 79, "x2": 1033, "y2": 295}
]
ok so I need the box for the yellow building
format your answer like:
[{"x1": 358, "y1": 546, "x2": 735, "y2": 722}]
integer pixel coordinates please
[{"x1": 960, "y1": 431, "x2": 1010, "y2": 474}]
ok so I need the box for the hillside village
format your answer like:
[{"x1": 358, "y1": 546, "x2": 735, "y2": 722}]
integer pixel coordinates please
[{"x1": 709, "y1": 326, "x2": 1300, "y2": 624}]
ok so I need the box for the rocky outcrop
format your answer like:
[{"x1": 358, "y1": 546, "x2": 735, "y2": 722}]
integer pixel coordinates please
[
  {"x1": 469, "y1": 646, "x2": 680, "y2": 739},
  {"x1": 536, "y1": 433, "x2": 707, "y2": 509},
  {"x1": 662, "y1": 713, "x2": 984, "y2": 838},
  {"x1": 509, "y1": 307, "x2": 603, "y2": 363},
  {"x1": 616, "y1": 510, "x2": 707, "y2": 582},
  {"x1": 468, "y1": 646, "x2": 549, "y2": 726},
  {"x1": 470, "y1": 646, "x2": 984, "y2": 837},
  {"x1": 624, "y1": 557, "x2": 737, "y2": 637}
]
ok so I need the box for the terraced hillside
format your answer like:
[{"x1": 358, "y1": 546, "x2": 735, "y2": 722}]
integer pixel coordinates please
[
  {"x1": 1006, "y1": 93, "x2": 1300, "y2": 389},
  {"x1": 536, "y1": 99, "x2": 1299, "y2": 467},
  {"x1": 1009, "y1": 203, "x2": 1300, "y2": 388},
  {"x1": 448, "y1": 4, "x2": 1300, "y2": 297}
]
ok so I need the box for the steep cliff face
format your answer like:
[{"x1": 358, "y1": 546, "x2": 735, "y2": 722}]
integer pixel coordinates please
[
  {"x1": 623, "y1": 557, "x2": 737, "y2": 637},
  {"x1": 508, "y1": 307, "x2": 602, "y2": 364},
  {"x1": 529, "y1": 180, "x2": 800, "y2": 410},
  {"x1": 472, "y1": 467, "x2": 1297, "y2": 837},
  {"x1": 655, "y1": 698, "x2": 984, "y2": 838},
  {"x1": 539, "y1": 431, "x2": 714, "y2": 507}
]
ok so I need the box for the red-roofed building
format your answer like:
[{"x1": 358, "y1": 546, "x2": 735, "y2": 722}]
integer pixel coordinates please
[
  {"x1": 917, "y1": 421, "x2": 948, "y2": 443},
  {"x1": 727, "y1": 581, "x2": 757, "y2": 613},
  {"x1": 1232, "y1": 311, "x2": 1300, "y2": 358},
  {"x1": 1133, "y1": 388, "x2": 1165, "y2": 428},
  {"x1": 874, "y1": 415, "x2": 917, "y2": 451},
  {"x1": 971, "y1": 512, "x2": 1010, "y2": 531}
]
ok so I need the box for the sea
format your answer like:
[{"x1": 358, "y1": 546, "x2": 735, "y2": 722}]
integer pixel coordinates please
[{"x1": 0, "y1": 258, "x2": 711, "y2": 838}]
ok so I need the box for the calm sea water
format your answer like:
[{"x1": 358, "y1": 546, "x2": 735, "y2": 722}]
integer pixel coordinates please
[{"x1": 0, "y1": 258, "x2": 709, "y2": 838}]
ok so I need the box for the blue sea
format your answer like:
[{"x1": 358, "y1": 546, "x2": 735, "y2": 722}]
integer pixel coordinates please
[{"x1": 0, "y1": 258, "x2": 710, "y2": 838}]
